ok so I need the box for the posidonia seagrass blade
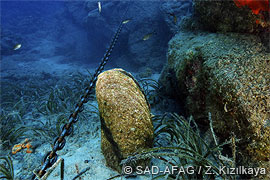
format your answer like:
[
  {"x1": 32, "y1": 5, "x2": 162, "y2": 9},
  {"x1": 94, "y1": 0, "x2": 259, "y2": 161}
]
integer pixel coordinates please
[
  {"x1": 0, "y1": 156, "x2": 14, "y2": 180},
  {"x1": 120, "y1": 112, "x2": 235, "y2": 180}
]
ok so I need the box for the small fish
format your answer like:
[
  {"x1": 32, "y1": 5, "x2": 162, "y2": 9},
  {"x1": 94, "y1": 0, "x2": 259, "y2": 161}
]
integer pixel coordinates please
[
  {"x1": 13, "y1": 44, "x2": 21, "y2": 50},
  {"x1": 122, "y1": 19, "x2": 131, "y2": 24},
  {"x1": 142, "y1": 32, "x2": 155, "y2": 41},
  {"x1": 224, "y1": 103, "x2": 228, "y2": 112},
  {"x1": 168, "y1": 13, "x2": 177, "y2": 24},
  {"x1": 98, "y1": 2, "x2": 101, "y2": 13}
]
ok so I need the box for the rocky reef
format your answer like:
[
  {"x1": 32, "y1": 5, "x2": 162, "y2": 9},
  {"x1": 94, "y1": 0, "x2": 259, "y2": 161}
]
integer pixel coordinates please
[
  {"x1": 96, "y1": 69, "x2": 154, "y2": 172},
  {"x1": 159, "y1": 31, "x2": 270, "y2": 178},
  {"x1": 158, "y1": 1, "x2": 270, "y2": 177},
  {"x1": 193, "y1": 0, "x2": 270, "y2": 51},
  {"x1": 193, "y1": 0, "x2": 269, "y2": 33}
]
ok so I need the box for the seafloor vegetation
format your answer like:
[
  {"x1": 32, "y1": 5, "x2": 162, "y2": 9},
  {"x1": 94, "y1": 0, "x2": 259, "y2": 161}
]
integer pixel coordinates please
[
  {"x1": 0, "y1": 70, "x2": 237, "y2": 179},
  {"x1": 0, "y1": 71, "x2": 93, "y2": 150},
  {"x1": 0, "y1": 71, "x2": 99, "y2": 178}
]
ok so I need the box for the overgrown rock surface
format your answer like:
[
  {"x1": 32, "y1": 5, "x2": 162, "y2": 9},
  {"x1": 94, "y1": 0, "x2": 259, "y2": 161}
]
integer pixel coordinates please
[
  {"x1": 159, "y1": 31, "x2": 270, "y2": 178},
  {"x1": 193, "y1": 0, "x2": 269, "y2": 33},
  {"x1": 193, "y1": 0, "x2": 270, "y2": 51},
  {"x1": 96, "y1": 68, "x2": 154, "y2": 172}
]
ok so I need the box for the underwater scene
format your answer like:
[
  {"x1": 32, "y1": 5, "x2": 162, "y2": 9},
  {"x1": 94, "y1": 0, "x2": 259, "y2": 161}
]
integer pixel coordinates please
[{"x1": 0, "y1": 0, "x2": 269, "y2": 179}]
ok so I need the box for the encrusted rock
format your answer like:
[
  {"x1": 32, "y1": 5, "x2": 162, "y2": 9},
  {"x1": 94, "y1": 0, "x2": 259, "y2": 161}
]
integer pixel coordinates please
[
  {"x1": 159, "y1": 31, "x2": 270, "y2": 179},
  {"x1": 96, "y1": 68, "x2": 154, "y2": 172},
  {"x1": 192, "y1": 0, "x2": 270, "y2": 51},
  {"x1": 193, "y1": 0, "x2": 269, "y2": 33}
]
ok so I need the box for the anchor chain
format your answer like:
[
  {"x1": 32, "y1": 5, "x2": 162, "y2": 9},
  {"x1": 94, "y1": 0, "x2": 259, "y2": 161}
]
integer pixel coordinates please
[{"x1": 32, "y1": 13, "x2": 126, "y2": 180}]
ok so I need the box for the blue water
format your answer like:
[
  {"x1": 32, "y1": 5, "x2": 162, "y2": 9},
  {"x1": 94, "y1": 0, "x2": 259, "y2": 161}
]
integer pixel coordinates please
[
  {"x1": 1, "y1": 1, "x2": 63, "y2": 25},
  {"x1": 1, "y1": 1, "x2": 116, "y2": 67},
  {"x1": 1, "y1": 1, "x2": 183, "y2": 72}
]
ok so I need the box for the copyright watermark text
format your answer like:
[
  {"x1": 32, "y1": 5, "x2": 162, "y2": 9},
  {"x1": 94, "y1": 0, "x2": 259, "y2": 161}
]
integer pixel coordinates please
[{"x1": 122, "y1": 165, "x2": 266, "y2": 177}]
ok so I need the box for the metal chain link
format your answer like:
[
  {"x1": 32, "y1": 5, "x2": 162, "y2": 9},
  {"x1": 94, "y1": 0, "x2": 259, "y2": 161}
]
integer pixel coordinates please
[{"x1": 31, "y1": 10, "x2": 127, "y2": 179}]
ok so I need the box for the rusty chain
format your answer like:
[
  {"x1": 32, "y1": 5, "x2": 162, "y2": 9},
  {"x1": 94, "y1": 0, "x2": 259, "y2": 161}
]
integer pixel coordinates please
[{"x1": 31, "y1": 8, "x2": 128, "y2": 179}]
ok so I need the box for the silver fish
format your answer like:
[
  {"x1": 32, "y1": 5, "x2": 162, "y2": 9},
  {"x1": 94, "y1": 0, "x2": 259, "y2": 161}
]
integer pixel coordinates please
[
  {"x1": 122, "y1": 19, "x2": 131, "y2": 24},
  {"x1": 143, "y1": 33, "x2": 154, "y2": 41},
  {"x1": 98, "y1": 2, "x2": 101, "y2": 13},
  {"x1": 13, "y1": 44, "x2": 21, "y2": 50}
]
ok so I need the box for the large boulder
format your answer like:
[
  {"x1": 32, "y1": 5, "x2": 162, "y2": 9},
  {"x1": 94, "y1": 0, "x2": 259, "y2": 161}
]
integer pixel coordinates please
[
  {"x1": 159, "y1": 31, "x2": 270, "y2": 178},
  {"x1": 96, "y1": 68, "x2": 154, "y2": 172}
]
